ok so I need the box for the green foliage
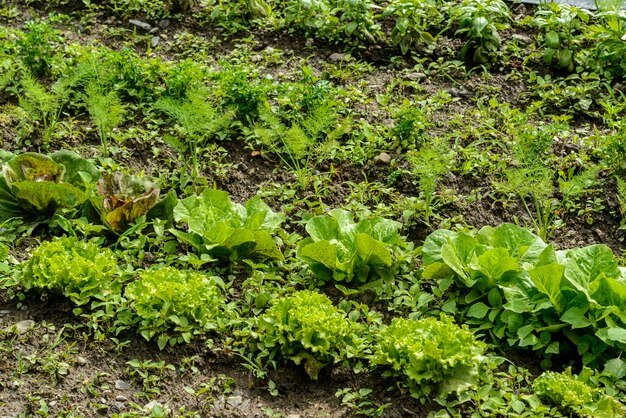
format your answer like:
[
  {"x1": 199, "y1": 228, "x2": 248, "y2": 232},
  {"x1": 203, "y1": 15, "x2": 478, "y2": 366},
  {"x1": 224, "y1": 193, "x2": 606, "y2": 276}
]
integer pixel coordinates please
[
  {"x1": 493, "y1": 164, "x2": 556, "y2": 240},
  {"x1": 155, "y1": 86, "x2": 231, "y2": 179},
  {"x1": 83, "y1": 82, "x2": 124, "y2": 157},
  {"x1": 254, "y1": 101, "x2": 350, "y2": 189},
  {"x1": 451, "y1": 0, "x2": 510, "y2": 64},
  {"x1": 21, "y1": 237, "x2": 118, "y2": 306},
  {"x1": 17, "y1": 72, "x2": 73, "y2": 149},
  {"x1": 592, "y1": 1, "x2": 626, "y2": 78},
  {"x1": 172, "y1": 189, "x2": 284, "y2": 261},
  {"x1": 406, "y1": 138, "x2": 455, "y2": 223},
  {"x1": 371, "y1": 315, "x2": 487, "y2": 399},
  {"x1": 422, "y1": 223, "x2": 626, "y2": 367},
  {"x1": 383, "y1": 0, "x2": 448, "y2": 55},
  {"x1": 534, "y1": 368, "x2": 625, "y2": 417},
  {"x1": 125, "y1": 266, "x2": 233, "y2": 349},
  {"x1": 16, "y1": 19, "x2": 63, "y2": 77},
  {"x1": 254, "y1": 290, "x2": 364, "y2": 379},
  {"x1": 297, "y1": 209, "x2": 407, "y2": 284},
  {"x1": 0, "y1": 151, "x2": 99, "y2": 223},
  {"x1": 528, "y1": 3, "x2": 592, "y2": 72}
]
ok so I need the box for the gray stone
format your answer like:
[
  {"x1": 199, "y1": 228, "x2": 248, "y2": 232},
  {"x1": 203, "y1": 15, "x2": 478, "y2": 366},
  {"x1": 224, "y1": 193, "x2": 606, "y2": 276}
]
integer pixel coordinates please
[
  {"x1": 226, "y1": 395, "x2": 243, "y2": 407},
  {"x1": 149, "y1": 27, "x2": 159, "y2": 34},
  {"x1": 158, "y1": 19, "x2": 170, "y2": 29},
  {"x1": 113, "y1": 401, "x2": 125, "y2": 411},
  {"x1": 374, "y1": 152, "x2": 391, "y2": 164},
  {"x1": 6, "y1": 320, "x2": 34, "y2": 334},
  {"x1": 116, "y1": 395, "x2": 128, "y2": 402},
  {"x1": 129, "y1": 19, "x2": 151, "y2": 31},
  {"x1": 328, "y1": 53, "x2": 349, "y2": 63},
  {"x1": 114, "y1": 380, "x2": 131, "y2": 390},
  {"x1": 405, "y1": 72, "x2": 427, "y2": 81},
  {"x1": 0, "y1": 310, "x2": 10, "y2": 315},
  {"x1": 76, "y1": 356, "x2": 88, "y2": 366},
  {"x1": 151, "y1": 36, "x2": 160, "y2": 47}
]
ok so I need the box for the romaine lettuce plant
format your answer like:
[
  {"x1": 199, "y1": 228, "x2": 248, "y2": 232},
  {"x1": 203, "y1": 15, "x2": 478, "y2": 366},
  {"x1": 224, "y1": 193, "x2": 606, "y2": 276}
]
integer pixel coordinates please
[
  {"x1": 124, "y1": 266, "x2": 233, "y2": 350},
  {"x1": 21, "y1": 237, "x2": 118, "y2": 306},
  {"x1": 254, "y1": 290, "x2": 365, "y2": 379},
  {"x1": 422, "y1": 223, "x2": 626, "y2": 367},
  {"x1": 0, "y1": 151, "x2": 99, "y2": 223},
  {"x1": 370, "y1": 314, "x2": 487, "y2": 399},
  {"x1": 533, "y1": 368, "x2": 625, "y2": 417},
  {"x1": 172, "y1": 189, "x2": 284, "y2": 261},
  {"x1": 297, "y1": 209, "x2": 407, "y2": 283}
]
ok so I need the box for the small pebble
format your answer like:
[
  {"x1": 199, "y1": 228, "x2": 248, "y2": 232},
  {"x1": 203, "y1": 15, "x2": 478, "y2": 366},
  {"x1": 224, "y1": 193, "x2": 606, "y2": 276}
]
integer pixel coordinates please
[
  {"x1": 115, "y1": 380, "x2": 131, "y2": 390},
  {"x1": 129, "y1": 19, "x2": 151, "y2": 31}
]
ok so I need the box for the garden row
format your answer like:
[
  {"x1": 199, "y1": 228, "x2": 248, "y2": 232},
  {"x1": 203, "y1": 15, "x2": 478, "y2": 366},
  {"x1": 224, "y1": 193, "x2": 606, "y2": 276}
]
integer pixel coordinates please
[{"x1": 42, "y1": 0, "x2": 626, "y2": 75}]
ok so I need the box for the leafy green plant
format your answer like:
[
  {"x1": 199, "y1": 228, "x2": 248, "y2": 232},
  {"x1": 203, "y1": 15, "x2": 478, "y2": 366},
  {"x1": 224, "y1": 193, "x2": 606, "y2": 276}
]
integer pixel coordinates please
[
  {"x1": 528, "y1": 3, "x2": 592, "y2": 72},
  {"x1": 371, "y1": 314, "x2": 487, "y2": 399},
  {"x1": 451, "y1": 0, "x2": 510, "y2": 64},
  {"x1": 16, "y1": 19, "x2": 63, "y2": 77},
  {"x1": 591, "y1": 0, "x2": 626, "y2": 77},
  {"x1": 125, "y1": 266, "x2": 233, "y2": 349},
  {"x1": 156, "y1": 87, "x2": 232, "y2": 179},
  {"x1": 421, "y1": 223, "x2": 626, "y2": 367},
  {"x1": 253, "y1": 290, "x2": 365, "y2": 379},
  {"x1": 17, "y1": 72, "x2": 73, "y2": 150},
  {"x1": 534, "y1": 368, "x2": 625, "y2": 417},
  {"x1": 406, "y1": 138, "x2": 455, "y2": 223},
  {"x1": 332, "y1": 0, "x2": 381, "y2": 44},
  {"x1": 297, "y1": 209, "x2": 408, "y2": 284},
  {"x1": 254, "y1": 101, "x2": 350, "y2": 190},
  {"x1": 383, "y1": 0, "x2": 448, "y2": 55},
  {"x1": 171, "y1": 189, "x2": 284, "y2": 261},
  {"x1": 21, "y1": 237, "x2": 119, "y2": 306},
  {"x1": 83, "y1": 82, "x2": 124, "y2": 157},
  {"x1": 0, "y1": 151, "x2": 99, "y2": 223}
]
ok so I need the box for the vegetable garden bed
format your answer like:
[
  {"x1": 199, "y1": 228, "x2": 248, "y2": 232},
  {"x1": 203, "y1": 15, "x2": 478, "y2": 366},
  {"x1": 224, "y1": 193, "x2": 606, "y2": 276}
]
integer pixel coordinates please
[{"x1": 2, "y1": 0, "x2": 626, "y2": 416}]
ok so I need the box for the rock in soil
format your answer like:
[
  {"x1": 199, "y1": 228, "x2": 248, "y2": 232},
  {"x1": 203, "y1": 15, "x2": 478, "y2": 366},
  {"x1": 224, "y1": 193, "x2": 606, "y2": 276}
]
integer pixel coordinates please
[{"x1": 129, "y1": 19, "x2": 151, "y2": 31}]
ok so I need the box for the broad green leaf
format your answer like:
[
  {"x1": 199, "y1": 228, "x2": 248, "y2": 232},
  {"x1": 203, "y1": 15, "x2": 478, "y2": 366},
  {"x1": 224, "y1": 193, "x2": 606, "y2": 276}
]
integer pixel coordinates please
[
  {"x1": 441, "y1": 233, "x2": 478, "y2": 286},
  {"x1": 252, "y1": 230, "x2": 284, "y2": 260},
  {"x1": 473, "y1": 247, "x2": 518, "y2": 285},
  {"x1": 529, "y1": 263, "x2": 567, "y2": 312},
  {"x1": 564, "y1": 245, "x2": 620, "y2": 302},
  {"x1": 590, "y1": 275, "x2": 626, "y2": 309},
  {"x1": 606, "y1": 327, "x2": 626, "y2": 344},
  {"x1": 306, "y1": 215, "x2": 340, "y2": 242},
  {"x1": 355, "y1": 233, "x2": 392, "y2": 267},
  {"x1": 51, "y1": 150, "x2": 99, "y2": 187},
  {"x1": 299, "y1": 240, "x2": 337, "y2": 271},
  {"x1": 356, "y1": 217, "x2": 401, "y2": 244},
  {"x1": 12, "y1": 181, "x2": 86, "y2": 213},
  {"x1": 422, "y1": 229, "x2": 457, "y2": 265},
  {"x1": 560, "y1": 307, "x2": 592, "y2": 329},
  {"x1": 245, "y1": 195, "x2": 284, "y2": 230},
  {"x1": 467, "y1": 302, "x2": 490, "y2": 319},
  {"x1": 0, "y1": 175, "x2": 21, "y2": 222}
]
